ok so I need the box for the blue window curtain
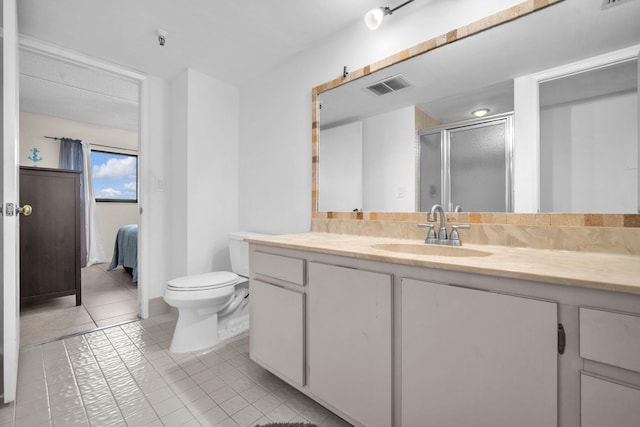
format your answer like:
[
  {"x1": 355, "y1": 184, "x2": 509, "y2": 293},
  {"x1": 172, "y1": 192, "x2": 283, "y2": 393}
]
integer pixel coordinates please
[
  {"x1": 59, "y1": 138, "x2": 104, "y2": 267},
  {"x1": 58, "y1": 138, "x2": 83, "y2": 171}
]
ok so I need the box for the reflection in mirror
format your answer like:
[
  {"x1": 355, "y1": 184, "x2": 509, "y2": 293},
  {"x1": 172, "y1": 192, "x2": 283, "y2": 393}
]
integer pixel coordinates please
[
  {"x1": 315, "y1": 0, "x2": 640, "y2": 215},
  {"x1": 321, "y1": 79, "x2": 516, "y2": 213},
  {"x1": 319, "y1": 122, "x2": 363, "y2": 212},
  {"x1": 539, "y1": 59, "x2": 638, "y2": 213},
  {"x1": 418, "y1": 113, "x2": 513, "y2": 213}
]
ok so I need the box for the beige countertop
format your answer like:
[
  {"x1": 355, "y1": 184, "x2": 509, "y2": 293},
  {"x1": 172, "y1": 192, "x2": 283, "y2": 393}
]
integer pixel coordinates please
[{"x1": 247, "y1": 232, "x2": 640, "y2": 295}]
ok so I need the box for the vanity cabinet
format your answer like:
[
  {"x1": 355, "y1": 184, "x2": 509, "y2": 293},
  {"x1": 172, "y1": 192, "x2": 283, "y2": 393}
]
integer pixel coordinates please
[
  {"x1": 401, "y1": 278, "x2": 558, "y2": 427},
  {"x1": 248, "y1": 241, "x2": 640, "y2": 427},
  {"x1": 249, "y1": 252, "x2": 305, "y2": 386},
  {"x1": 307, "y1": 262, "x2": 392, "y2": 427},
  {"x1": 579, "y1": 308, "x2": 640, "y2": 427}
]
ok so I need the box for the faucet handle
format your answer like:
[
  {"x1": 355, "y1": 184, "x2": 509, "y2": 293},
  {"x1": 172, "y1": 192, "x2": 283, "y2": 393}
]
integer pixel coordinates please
[
  {"x1": 451, "y1": 224, "x2": 471, "y2": 230},
  {"x1": 418, "y1": 223, "x2": 438, "y2": 244},
  {"x1": 448, "y1": 224, "x2": 470, "y2": 246}
]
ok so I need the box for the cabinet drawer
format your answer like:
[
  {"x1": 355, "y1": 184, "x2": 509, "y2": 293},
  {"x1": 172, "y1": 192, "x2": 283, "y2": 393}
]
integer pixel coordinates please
[
  {"x1": 581, "y1": 373, "x2": 640, "y2": 427},
  {"x1": 580, "y1": 308, "x2": 640, "y2": 373},
  {"x1": 252, "y1": 251, "x2": 304, "y2": 286}
]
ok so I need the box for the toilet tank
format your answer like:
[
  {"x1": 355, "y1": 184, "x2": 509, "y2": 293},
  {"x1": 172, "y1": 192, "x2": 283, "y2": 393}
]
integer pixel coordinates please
[{"x1": 229, "y1": 231, "x2": 265, "y2": 277}]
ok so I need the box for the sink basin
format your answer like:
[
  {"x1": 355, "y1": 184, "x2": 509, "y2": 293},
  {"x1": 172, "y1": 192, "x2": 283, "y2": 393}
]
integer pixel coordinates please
[{"x1": 372, "y1": 243, "x2": 491, "y2": 258}]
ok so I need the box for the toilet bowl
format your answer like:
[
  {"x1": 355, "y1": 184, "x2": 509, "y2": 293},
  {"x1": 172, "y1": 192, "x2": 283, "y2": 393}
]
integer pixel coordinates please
[{"x1": 164, "y1": 231, "x2": 262, "y2": 353}]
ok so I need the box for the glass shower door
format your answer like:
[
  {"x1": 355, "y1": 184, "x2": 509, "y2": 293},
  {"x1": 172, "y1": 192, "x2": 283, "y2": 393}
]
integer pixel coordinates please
[
  {"x1": 418, "y1": 132, "x2": 442, "y2": 212},
  {"x1": 449, "y1": 119, "x2": 512, "y2": 212},
  {"x1": 418, "y1": 115, "x2": 513, "y2": 212}
]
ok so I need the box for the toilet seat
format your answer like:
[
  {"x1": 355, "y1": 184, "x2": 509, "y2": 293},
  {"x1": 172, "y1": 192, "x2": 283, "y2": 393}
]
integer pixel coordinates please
[{"x1": 167, "y1": 271, "x2": 240, "y2": 291}]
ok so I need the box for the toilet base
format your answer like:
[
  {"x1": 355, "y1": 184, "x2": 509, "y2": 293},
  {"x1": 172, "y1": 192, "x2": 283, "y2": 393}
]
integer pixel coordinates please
[
  {"x1": 169, "y1": 301, "x2": 250, "y2": 353},
  {"x1": 169, "y1": 308, "x2": 220, "y2": 353}
]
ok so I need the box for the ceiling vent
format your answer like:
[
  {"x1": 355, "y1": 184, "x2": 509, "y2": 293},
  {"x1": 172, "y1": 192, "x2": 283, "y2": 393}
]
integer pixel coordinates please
[
  {"x1": 365, "y1": 74, "x2": 412, "y2": 96},
  {"x1": 601, "y1": 0, "x2": 628, "y2": 9}
]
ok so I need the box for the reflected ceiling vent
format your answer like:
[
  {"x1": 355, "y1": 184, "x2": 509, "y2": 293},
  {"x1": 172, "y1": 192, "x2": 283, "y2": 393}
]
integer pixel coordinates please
[
  {"x1": 364, "y1": 74, "x2": 412, "y2": 96},
  {"x1": 601, "y1": 0, "x2": 626, "y2": 9}
]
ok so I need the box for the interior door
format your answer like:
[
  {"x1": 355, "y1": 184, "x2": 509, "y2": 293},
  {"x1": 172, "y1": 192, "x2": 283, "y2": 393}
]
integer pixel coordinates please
[{"x1": 2, "y1": 0, "x2": 21, "y2": 404}]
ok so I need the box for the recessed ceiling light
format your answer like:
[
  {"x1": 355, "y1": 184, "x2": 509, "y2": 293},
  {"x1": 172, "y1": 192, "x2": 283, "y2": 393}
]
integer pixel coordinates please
[{"x1": 472, "y1": 108, "x2": 490, "y2": 117}]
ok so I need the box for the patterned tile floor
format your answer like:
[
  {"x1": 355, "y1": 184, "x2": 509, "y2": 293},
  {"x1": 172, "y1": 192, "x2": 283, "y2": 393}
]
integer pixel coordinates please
[{"x1": 1, "y1": 314, "x2": 352, "y2": 427}]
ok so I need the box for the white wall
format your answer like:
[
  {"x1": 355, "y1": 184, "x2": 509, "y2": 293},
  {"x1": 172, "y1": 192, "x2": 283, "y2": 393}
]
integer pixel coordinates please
[
  {"x1": 146, "y1": 76, "x2": 171, "y2": 299},
  {"x1": 169, "y1": 72, "x2": 189, "y2": 280},
  {"x1": 362, "y1": 107, "x2": 415, "y2": 212},
  {"x1": 238, "y1": 0, "x2": 525, "y2": 231},
  {"x1": 318, "y1": 122, "x2": 362, "y2": 212},
  {"x1": 540, "y1": 91, "x2": 638, "y2": 213},
  {"x1": 19, "y1": 112, "x2": 138, "y2": 260},
  {"x1": 319, "y1": 107, "x2": 419, "y2": 212},
  {"x1": 168, "y1": 69, "x2": 239, "y2": 279},
  {"x1": 19, "y1": 111, "x2": 137, "y2": 165}
]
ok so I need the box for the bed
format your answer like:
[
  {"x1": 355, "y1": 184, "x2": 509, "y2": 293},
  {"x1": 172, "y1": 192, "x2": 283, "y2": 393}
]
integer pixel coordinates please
[{"x1": 108, "y1": 224, "x2": 138, "y2": 283}]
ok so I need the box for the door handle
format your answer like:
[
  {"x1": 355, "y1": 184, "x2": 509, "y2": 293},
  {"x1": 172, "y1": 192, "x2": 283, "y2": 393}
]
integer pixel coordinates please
[{"x1": 16, "y1": 204, "x2": 32, "y2": 216}]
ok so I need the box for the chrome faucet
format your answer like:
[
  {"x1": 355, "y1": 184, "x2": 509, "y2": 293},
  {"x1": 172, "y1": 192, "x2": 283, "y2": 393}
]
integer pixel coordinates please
[
  {"x1": 418, "y1": 203, "x2": 470, "y2": 246},
  {"x1": 428, "y1": 204, "x2": 447, "y2": 241}
]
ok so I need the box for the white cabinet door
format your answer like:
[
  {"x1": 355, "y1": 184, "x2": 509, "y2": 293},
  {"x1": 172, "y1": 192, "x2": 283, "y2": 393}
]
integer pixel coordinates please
[
  {"x1": 401, "y1": 278, "x2": 558, "y2": 427},
  {"x1": 581, "y1": 373, "x2": 640, "y2": 427},
  {"x1": 308, "y1": 262, "x2": 392, "y2": 427},
  {"x1": 249, "y1": 279, "x2": 305, "y2": 386}
]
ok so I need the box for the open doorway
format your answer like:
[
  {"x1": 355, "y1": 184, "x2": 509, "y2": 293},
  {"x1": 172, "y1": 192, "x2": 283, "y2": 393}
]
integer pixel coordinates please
[{"x1": 18, "y1": 47, "x2": 142, "y2": 346}]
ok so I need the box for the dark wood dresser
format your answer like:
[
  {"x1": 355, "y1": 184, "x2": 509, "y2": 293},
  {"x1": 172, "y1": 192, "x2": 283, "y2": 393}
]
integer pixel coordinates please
[{"x1": 19, "y1": 167, "x2": 81, "y2": 306}]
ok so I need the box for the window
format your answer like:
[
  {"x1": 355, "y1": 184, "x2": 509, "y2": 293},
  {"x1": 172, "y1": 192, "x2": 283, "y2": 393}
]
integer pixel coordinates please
[{"x1": 91, "y1": 150, "x2": 138, "y2": 202}]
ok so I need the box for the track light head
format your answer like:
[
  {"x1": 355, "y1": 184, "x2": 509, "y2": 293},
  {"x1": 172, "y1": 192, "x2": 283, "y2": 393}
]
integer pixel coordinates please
[{"x1": 364, "y1": 0, "x2": 415, "y2": 30}]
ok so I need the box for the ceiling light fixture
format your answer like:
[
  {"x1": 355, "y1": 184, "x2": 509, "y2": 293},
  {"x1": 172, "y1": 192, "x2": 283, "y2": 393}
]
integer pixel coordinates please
[
  {"x1": 365, "y1": 0, "x2": 415, "y2": 30},
  {"x1": 472, "y1": 108, "x2": 490, "y2": 117}
]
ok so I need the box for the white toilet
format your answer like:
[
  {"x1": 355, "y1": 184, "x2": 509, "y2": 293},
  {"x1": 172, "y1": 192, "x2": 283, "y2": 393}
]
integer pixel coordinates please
[{"x1": 163, "y1": 231, "x2": 262, "y2": 353}]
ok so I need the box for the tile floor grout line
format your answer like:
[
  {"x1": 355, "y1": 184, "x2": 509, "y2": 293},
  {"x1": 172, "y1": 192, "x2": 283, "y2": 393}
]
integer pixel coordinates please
[
  {"x1": 13, "y1": 315, "x2": 353, "y2": 426},
  {"x1": 19, "y1": 318, "x2": 141, "y2": 350}
]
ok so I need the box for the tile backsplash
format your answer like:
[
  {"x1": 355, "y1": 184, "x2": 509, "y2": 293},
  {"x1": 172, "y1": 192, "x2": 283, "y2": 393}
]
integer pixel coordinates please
[
  {"x1": 311, "y1": 215, "x2": 640, "y2": 256},
  {"x1": 313, "y1": 212, "x2": 640, "y2": 228}
]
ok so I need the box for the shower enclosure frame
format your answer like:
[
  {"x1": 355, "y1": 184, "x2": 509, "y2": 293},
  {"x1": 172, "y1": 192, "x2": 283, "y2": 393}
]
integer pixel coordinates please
[{"x1": 416, "y1": 113, "x2": 514, "y2": 213}]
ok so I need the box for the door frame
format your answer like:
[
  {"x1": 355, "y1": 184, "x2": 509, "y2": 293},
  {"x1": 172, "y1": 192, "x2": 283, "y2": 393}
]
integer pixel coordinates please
[
  {"x1": 18, "y1": 36, "x2": 152, "y2": 319},
  {"x1": 3, "y1": 0, "x2": 21, "y2": 404},
  {"x1": 513, "y1": 43, "x2": 640, "y2": 213}
]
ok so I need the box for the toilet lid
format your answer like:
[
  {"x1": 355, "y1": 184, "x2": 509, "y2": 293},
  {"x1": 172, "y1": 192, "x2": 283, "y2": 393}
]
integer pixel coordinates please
[{"x1": 167, "y1": 271, "x2": 240, "y2": 291}]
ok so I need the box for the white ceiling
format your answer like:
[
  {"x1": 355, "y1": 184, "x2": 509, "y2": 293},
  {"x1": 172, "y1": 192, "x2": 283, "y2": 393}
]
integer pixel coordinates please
[
  {"x1": 19, "y1": 50, "x2": 140, "y2": 131},
  {"x1": 15, "y1": 0, "x2": 379, "y2": 85},
  {"x1": 12, "y1": 0, "x2": 640, "y2": 133},
  {"x1": 13, "y1": 0, "x2": 390, "y2": 132}
]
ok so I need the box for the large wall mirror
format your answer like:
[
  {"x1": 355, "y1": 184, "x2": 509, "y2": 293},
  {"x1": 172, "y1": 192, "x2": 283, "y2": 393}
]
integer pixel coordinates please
[{"x1": 313, "y1": 0, "x2": 640, "y2": 215}]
